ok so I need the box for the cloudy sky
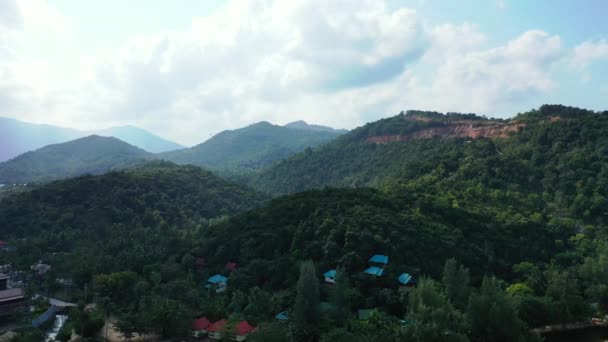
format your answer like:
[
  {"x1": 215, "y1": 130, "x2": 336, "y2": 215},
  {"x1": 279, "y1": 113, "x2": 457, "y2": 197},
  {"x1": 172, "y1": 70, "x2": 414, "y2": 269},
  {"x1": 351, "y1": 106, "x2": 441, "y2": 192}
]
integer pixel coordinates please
[{"x1": 1, "y1": 0, "x2": 608, "y2": 145}]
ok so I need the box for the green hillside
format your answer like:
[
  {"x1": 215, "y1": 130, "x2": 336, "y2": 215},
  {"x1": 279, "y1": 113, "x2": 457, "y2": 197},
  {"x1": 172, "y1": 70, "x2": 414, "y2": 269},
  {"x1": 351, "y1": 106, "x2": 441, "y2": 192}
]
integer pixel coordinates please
[
  {"x1": 0, "y1": 135, "x2": 154, "y2": 183},
  {"x1": 161, "y1": 121, "x2": 344, "y2": 171}
]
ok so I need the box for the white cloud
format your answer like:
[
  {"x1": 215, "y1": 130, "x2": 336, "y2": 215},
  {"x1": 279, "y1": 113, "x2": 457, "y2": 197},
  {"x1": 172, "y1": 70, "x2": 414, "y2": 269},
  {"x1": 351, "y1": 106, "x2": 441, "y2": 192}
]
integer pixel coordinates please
[
  {"x1": 571, "y1": 39, "x2": 608, "y2": 69},
  {"x1": 0, "y1": 0, "x2": 595, "y2": 145}
]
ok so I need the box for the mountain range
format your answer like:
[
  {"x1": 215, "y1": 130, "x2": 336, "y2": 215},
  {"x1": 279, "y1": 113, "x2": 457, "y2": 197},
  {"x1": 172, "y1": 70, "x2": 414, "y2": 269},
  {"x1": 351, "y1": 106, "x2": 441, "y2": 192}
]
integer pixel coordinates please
[
  {"x1": 0, "y1": 119, "x2": 346, "y2": 184},
  {"x1": 0, "y1": 117, "x2": 184, "y2": 162}
]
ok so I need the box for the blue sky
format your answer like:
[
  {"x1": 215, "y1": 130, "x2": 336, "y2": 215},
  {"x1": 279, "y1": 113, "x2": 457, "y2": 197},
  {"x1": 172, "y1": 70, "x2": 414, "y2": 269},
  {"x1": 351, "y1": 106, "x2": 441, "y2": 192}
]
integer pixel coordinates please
[{"x1": 1, "y1": 0, "x2": 607, "y2": 145}]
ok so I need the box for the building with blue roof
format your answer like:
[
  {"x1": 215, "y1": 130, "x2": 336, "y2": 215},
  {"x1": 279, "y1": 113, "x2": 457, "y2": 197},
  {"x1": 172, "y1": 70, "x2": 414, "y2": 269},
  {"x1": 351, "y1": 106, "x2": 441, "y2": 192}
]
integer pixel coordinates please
[
  {"x1": 205, "y1": 274, "x2": 228, "y2": 293},
  {"x1": 398, "y1": 273, "x2": 416, "y2": 286},
  {"x1": 363, "y1": 266, "x2": 384, "y2": 277},
  {"x1": 324, "y1": 269, "x2": 337, "y2": 284},
  {"x1": 275, "y1": 311, "x2": 289, "y2": 321},
  {"x1": 369, "y1": 255, "x2": 389, "y2": 265}
]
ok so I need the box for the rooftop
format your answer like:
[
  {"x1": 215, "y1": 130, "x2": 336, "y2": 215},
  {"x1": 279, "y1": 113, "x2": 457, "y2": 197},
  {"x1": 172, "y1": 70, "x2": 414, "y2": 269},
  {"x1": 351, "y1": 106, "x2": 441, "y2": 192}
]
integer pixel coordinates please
[
  {"x1": 235, "y1": 321, "x2": 256, "y2": 335},
  {"x1": 207, "y1": 319, "x2": 227, "y2": 333},
  {"x1": 369, "y1": 255, "x2": 389, "y2": 264},
  {"x1": 0, "y1": 288, "x2": 25, "y2": 303},
  {"x1": 323, "y1": 269, "x2": 336, "y2": 278},
  {"x1": 398, "y1": 273, "x2": 415, "y2": 285},
  {"x1": 275, "y1": 311, "x2": 289, "y2": 321},
  {"x1": 363, "y1": 266, "x2": 384, "y2": 277},
  {"x1": 192, "y1": 317, "x2": 212, "y2": 331},
  {"x1": 207, "y1": 274, "x2": 228, "y2": 284}
]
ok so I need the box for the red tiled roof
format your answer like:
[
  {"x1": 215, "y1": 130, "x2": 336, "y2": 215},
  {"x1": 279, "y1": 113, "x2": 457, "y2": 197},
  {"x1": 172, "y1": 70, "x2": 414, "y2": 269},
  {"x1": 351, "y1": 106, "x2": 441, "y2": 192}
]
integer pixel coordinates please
[
  {"x1": 207, "y1": 319, "x2": 227, "y2": 333},
  {"x1": 192, "y1": 317, "x2": 212, "y2": 331},
  {"x1": 225, "y1": 262, "x2": 237, "y2": 271},
  {"x1": 0, "y1": 241, "x2": 6, "y2": 246},
  {"x1": 195, "y1": 257, "x2": 206, "y2": 266},
  {"x1": 235, "y1": 321, "x2": 256, "y2": 336}
]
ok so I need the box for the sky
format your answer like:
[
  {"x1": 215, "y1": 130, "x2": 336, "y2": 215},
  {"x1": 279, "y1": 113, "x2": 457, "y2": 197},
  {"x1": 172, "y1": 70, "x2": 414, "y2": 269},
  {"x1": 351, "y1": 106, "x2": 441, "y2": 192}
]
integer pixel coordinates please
[{"x1": 1, "y1": 0, "x2": 607, "y2": 146}]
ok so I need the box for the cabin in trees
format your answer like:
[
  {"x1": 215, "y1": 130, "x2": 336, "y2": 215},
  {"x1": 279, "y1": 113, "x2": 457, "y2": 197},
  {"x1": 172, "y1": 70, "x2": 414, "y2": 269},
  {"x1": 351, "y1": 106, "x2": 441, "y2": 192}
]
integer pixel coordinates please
[
  {"x1": 207, "y1": 319, "x2": 257, "y2": 341},
  {"x1": 194, "y1": 257, "x2": 206, "y2": 271},
  {"x1": 275, "y1": 311, "x2": 289, "y2": 321},
  {"x1": 206, "y1": 274, "x2": 228, "y2": 293},
  {"x1": 324, "y1": 269, "x2": 337, "y2": 284},
  {"x1": 364, "y1": 255, "x2": 388, "y2": 277},
  {"x1": 369, "y1": 254, "x2": 389, "y2": 266},
  {"x1": 0, "y1": 273, "x2": 26, "y2": 316},
  {"x1": 398, "y1": 273, "x2": 416, "y2": 286},
  {"x1": 191, "y1": 316, "x2": 212, "y2": 337},
  {"x1": 207, "y1": 319, "x2": 228, "y2": 339}
]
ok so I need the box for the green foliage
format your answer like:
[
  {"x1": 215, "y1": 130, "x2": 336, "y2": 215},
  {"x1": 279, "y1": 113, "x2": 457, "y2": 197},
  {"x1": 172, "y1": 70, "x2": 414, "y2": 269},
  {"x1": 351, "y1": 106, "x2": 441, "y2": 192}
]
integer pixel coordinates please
[
  {"x1": 293, "y1": 260, "x2": 320, "y2": 342},
  {"x1": 442, "y1": 259, "x2": 470, "y2": 311}
]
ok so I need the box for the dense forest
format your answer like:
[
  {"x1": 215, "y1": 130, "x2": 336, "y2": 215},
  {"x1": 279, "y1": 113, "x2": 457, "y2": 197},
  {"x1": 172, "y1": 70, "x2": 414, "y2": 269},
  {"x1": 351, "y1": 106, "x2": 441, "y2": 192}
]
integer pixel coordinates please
[{"x1": 3, "y1": 105, "x2": 608, "y2": 341}]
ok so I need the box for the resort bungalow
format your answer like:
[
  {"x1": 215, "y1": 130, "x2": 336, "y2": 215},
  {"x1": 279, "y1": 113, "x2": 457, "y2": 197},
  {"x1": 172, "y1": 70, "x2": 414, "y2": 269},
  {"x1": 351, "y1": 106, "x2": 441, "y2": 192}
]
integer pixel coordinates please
[
  {"x1": 369, "y1": 254, "x2": 389, "y2": 266},
  {"x1": 275, "y1": 311, "x2": 289, "y2": 321},
  {"x1": 398, "y1": 273, "x2": 416, "y2": 286},
  {"x1": 207, "y1": 319, "x2": 228, "y2": 340},
  {"x1": 206, "y1": 274, "x2": 228, "y2": 293},
  {"x1": 233, "y1": 321, "x2": 257, "y2": 341},
  {"x1": 363, "y1": 266, "x2": 384, "y2": 277},
  {"x1": 0, "y1": 273, "x2": 25, "y2": 316},
  {"x1": 191, "y1": 316, "x2": 212, "y2": 337},
  {"x1": 324, "y1": 269, "x2": 337, "y2": 284}
]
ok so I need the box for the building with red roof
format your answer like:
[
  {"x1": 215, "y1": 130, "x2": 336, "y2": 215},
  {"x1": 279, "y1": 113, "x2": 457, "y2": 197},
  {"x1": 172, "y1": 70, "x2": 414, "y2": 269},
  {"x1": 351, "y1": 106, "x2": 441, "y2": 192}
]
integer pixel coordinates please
[
  {"x1": 207, "y1": 319, "x2": 228, "y2": 340},
  {"x1": 234, "y1": 321, "x2": 257, "y2": 341},
  {"x1": 191, "y1": 317, "x2": 212, "y2": 337}
]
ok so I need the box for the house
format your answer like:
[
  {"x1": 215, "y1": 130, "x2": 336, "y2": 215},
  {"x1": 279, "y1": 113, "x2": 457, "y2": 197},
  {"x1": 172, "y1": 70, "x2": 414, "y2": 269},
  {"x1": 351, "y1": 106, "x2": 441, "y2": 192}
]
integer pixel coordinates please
[
  {"x1": 225, "y1": 261, "x2": 238, "y2": 272},
  {"x1": 0, "y1": 273, "x2": 25, "y2": 316},
  {"x1": 323, "y1": 269, "x2": 337, "y2": 284},
  {"x1": 363, "y1": 266, "x2": 384, "y2": 277},
  {"x1": 0, "y1": 241, "x2": 10, "y2": 252},
  {"x1": 192, "y1": 316, "x2": 212, "y2": 337},
  {"x1": 233, "y1": 321, "x2": 256, "y2": 341},
  {"x1": 369, "y1": 255, "x2": 389, "y2": 266},
  {"x1": 398, "y1": 273, "x2": 416, "y2": 286},
  {"x1": 275, "y1": 311, "x2": 289, "y2": 321},
  {"x1": 31, "y1": 261, "x2": 51, "y2": 276},
  {"x1": 206, "y1": 274, "x2": 228, "y2": 293},
  {"x1": 207, "y1": 319, "x2": 228, "y2": 340}
]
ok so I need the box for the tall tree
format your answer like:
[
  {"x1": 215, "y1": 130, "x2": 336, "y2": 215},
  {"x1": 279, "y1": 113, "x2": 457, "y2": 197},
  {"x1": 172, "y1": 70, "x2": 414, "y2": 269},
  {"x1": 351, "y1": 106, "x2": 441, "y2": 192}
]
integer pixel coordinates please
[
  {"x1": 467, "y1": 276, "x2": 529, "y2": 342},
  {"x1": 292, "y1": 260, "x2": 320, "y2": 342},
  {"x1": 442, "y1": 258, "x2": 471, "y2": 311},
  {"x1": 329, "y1": 268, "x2": 351, "y2": 325}
]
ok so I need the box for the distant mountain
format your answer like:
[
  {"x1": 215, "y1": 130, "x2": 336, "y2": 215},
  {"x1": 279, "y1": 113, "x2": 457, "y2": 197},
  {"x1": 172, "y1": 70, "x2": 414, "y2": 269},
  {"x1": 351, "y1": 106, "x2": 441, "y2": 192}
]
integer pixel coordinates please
[
  {"x1": 0, "y1": 135, "x2": 153, "y2": 183},
  {"x1": 284, "y1": 120, "x2": 348, "y2": 133},
  {"x1": 161, "y1": 121, "x2": 344, "y2": 171},
  {"x1": 93, "y1": 125, "x2": 184, "y2": 153},
  {"x1": 0, "y1": 117, "x2": 183, "y2": 161},
  {"x1": 0, "y1": 117, "x2": 82, "y2": 162}
]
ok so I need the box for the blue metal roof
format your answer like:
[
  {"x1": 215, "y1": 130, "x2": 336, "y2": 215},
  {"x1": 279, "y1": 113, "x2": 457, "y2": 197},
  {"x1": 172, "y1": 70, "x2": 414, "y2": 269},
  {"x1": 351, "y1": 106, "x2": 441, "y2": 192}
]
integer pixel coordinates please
[
  {"x1": 369, "y1": 255, "x2": 389, "y2": 264},
  {"x1": 363, "y1": 266, "x2": 384, "y2": 276},
  {"x1": 398, "y1": 273, "x2": 415, "y2": 285},
  {"x1": 324, "y1": 269, "x2": 337, "y2": 278},
  {"x1": 207, "y1": 274, "x2": 228, "y2": 284},
  {"x1": 275, "y1": 311, "x2": 289, "y2": 321}
]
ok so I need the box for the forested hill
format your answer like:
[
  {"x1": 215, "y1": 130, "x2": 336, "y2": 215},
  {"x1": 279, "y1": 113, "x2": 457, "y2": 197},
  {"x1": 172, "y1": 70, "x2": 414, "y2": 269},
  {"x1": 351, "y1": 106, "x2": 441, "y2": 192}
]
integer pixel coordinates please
[
  {"x1": 0, "y1": 162, "x2": 265, "y2": 242},
  {"x1": 160, "y1": 121, "x2": 344, "y2": 172},
  {"x1": 0, "y1": 135, "x2": 154, "y2": 184},
  {"x1": 250, "y1": 105, "x2": 608, "y2": 209}
]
